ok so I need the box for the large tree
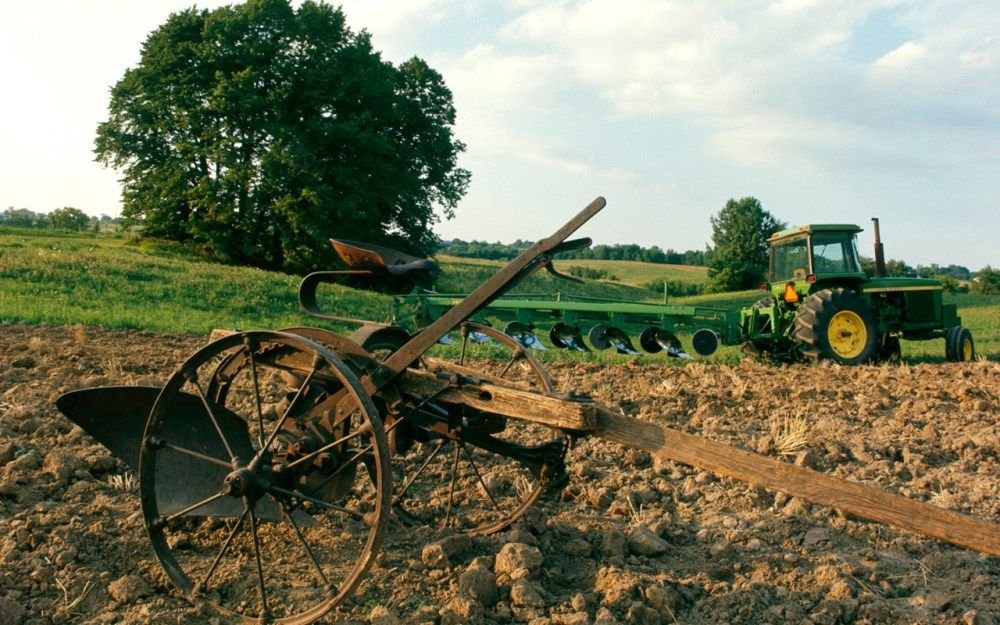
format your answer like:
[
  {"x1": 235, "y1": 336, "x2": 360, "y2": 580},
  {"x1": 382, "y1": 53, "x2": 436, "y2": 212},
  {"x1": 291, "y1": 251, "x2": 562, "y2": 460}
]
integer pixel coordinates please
[
  {"x1": 706, "y1": 197, "x2": 785, "y2": 293},
  {"x1": 49, "y1": 207, "x2": 90, "y2": 231},
  {"x1": 95, "y1": 0, "x2": 469, "y2": 272}
]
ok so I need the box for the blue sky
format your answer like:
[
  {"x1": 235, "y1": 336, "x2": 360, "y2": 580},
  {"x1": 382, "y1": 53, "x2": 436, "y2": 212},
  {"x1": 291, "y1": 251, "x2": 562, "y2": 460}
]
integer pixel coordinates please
[{"x1": 1, "y1": 0, "x2": 997, "y2": 269}]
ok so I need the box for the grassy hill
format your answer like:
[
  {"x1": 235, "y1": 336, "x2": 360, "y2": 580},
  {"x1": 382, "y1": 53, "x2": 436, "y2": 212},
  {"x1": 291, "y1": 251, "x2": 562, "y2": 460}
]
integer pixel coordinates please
[
  {"x1": 0, "y1": 228, "x2": 389, "y2": 334},
  {"x1": 1, "y1": 227, "x2": 996, "y2": 364},
  {"x1": 437, "y1": 254, "x2": 706, "y2": 289}
]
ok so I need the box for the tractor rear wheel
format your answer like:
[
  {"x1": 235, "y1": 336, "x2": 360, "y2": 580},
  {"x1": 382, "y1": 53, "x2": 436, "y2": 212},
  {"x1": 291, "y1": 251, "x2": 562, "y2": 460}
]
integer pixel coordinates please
[
  {"x1": 794, "y1": 288, "x2": 877, "y2": 365},
  {"x1": 945, "y1": 326, "x2": 975, "y2": 362}
]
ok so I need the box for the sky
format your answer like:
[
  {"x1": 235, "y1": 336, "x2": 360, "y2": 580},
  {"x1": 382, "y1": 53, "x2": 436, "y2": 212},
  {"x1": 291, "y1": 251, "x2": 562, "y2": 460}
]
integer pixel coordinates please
[{"x1": 1, "y1": 1, "x2": 997, "y2": 270}]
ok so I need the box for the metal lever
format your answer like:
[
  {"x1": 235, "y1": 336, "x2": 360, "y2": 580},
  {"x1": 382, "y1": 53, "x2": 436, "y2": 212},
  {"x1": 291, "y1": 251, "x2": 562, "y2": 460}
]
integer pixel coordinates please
[{"x1": 543, "y1": 259, "x2": 583, "y2": 283}]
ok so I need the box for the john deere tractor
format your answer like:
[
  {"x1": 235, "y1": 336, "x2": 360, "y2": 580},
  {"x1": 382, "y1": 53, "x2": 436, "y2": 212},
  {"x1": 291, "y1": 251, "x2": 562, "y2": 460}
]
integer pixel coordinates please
[{"x1": 721, "y1": 219, "x2": 975, "y2": 365}]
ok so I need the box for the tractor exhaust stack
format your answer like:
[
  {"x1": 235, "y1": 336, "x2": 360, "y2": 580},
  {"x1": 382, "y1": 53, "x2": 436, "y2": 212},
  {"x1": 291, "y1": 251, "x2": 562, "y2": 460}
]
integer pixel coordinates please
[{"x1": 872, "y1": 217, "x2": 887, "y2": 278}]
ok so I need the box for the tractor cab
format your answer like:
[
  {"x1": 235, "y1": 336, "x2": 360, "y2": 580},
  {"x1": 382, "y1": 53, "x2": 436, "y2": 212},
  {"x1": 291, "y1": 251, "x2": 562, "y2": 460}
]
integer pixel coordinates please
[{"x1": 768, "y1": 224, "x2": 866, "y2": 304}]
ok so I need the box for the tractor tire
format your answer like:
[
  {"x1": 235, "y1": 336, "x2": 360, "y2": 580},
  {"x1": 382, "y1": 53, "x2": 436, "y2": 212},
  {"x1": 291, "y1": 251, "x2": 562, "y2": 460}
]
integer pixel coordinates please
[
  {"x1": 793, "y1": 288, "x2": 877, "y2": 365},
  {"x1": 945, "y1": 326, "x2": 975, "y2": 362}
]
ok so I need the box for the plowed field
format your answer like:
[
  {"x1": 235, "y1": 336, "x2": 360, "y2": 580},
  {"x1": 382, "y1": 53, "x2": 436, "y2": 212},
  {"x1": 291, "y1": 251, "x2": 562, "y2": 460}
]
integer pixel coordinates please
[{"x1": 1, "y1": 324, "x2": 997, "y2": 625}]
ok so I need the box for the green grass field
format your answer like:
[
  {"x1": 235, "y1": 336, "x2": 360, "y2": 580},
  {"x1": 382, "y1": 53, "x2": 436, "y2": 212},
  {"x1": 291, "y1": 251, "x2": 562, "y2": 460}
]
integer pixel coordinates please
[
  {"x1": 0, "y1": 228, "x2": 390, "y2": 335},
  {"x1": 1, "y1": 227, "x2": 996, "y2": 364},
  {"x1": 437, "y1": 254, "x2": 707, "y2": 289}
]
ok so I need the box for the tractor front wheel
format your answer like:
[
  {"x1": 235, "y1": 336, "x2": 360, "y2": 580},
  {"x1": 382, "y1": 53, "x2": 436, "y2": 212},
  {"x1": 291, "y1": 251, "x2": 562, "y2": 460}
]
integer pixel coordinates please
[
  {"x1": 945, "y1": 326, "x2": 975, "y2": 362},
  {"x1": 794, "y1": 288, "x2": 877, "y2": 365}
]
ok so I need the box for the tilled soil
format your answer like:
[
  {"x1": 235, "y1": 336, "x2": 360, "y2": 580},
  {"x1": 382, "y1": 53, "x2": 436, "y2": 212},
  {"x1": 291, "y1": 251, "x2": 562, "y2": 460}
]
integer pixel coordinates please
[{"x1": 0, "y1": 324, "x2": 997, "y2": 625}]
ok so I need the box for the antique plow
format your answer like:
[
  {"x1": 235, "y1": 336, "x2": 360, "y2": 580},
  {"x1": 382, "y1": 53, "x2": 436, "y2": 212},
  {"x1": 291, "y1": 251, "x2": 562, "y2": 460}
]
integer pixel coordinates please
[{"x1": 56, "y1": 197, "x2": 998, "y2": 625}]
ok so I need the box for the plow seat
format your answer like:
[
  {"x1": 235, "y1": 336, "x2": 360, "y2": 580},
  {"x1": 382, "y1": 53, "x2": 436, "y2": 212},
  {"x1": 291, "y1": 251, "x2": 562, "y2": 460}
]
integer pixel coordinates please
[{"x1": 330, "y1": 238, "x2": 439, "y2": 279}]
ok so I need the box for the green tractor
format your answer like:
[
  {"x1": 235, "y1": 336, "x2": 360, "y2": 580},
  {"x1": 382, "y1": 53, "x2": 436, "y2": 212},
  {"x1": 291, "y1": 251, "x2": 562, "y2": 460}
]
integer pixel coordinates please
[{"x1": 704, "y1": 219, "x2": 975, "y2": 365}]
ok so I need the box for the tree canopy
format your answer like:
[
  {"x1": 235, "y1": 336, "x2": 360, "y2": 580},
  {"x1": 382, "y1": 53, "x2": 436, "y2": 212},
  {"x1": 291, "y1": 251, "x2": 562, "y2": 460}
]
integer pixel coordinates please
[
  {"x1": 48, "y1": 207, "x2": 91, "y2": 231},
  {"x1": 972, "y1": 266, "x2": 1000, "y2": 295},
  {"x1": 95, "y1": 0, "x2": 470, "y2": 273},
  {"x1": 706, "y1": 197, "x2": 785, "y2": 292}
]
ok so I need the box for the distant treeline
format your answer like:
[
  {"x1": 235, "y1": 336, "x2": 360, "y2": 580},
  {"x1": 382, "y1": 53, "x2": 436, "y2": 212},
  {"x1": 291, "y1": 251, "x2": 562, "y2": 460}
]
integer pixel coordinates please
[
  {"x1": 2, "y1": 207, "x2": 123, "y2": 232},
  {"x1": 437, "y1": 238, "x2": 708, "y2": 266}
]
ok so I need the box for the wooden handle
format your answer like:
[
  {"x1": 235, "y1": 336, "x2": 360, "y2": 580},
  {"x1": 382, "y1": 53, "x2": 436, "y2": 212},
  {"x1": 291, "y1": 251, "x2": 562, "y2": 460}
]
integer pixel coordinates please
[{"x1": 594, "y1": 408, "x2": 1000, "y2": 556}]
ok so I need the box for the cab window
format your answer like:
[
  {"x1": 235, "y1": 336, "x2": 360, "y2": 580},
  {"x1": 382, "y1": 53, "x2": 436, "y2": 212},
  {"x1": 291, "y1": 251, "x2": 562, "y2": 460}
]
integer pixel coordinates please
[
  {"x1": 770, "y1": 235, "x2": 809, "y2": 282},
  {"x1": 812, "y1": 233, "x2": 861, "y2": 274}
]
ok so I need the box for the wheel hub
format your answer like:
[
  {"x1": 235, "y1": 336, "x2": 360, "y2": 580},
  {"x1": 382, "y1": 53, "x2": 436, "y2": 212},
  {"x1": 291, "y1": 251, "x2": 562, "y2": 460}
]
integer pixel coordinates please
[
  {"x1": 223, "y1": 466, "x2": 268, "y2": 500},
  {"x1": 827, "y1": 310, "x2": 866, "y2": 359}
]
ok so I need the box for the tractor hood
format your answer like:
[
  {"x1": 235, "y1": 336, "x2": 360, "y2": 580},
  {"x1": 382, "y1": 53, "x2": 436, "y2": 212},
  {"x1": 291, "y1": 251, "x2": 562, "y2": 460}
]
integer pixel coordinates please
[{"x1": 862, "y1": 276, "x2": 944, "y2": 293}]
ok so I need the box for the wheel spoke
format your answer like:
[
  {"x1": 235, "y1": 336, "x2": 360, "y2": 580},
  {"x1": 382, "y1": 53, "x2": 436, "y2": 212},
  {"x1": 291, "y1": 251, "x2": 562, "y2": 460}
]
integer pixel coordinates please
[
  {"x1": 247, "y1": 508, "x2": 270, "y2": 619},
  {"x1": 189, "y1": 376, "x2": 236, "y2": 461},
  {"x1": 253, "y1": 358, "x2": 320, "y2": 467},
  {"x1": 162, "y1": 491, "x2": 228, "y2": 523},
  {"x1": 197, "y1": 508, "x2": 249, "y2": 592},
  {"x1": 459, "y1": 442, "x2": 501, "y2": 511},
  {"x1": 443, "y1": 442, "x2": 462, "y2": 528},
  {"x1": 268, "y1": 485, "x2": 366, "y2": 520},
  {"x1": 496, "y1": 352, "x2": 522, "y2": 379},
  {"x1": 459, "y1": 328, "x2": 468, "y2": 366},
  {"x1": 245, "y1": 346, "x2": 266, "y2": 449},
  {"x1": 307, "y1": 441, "x2": 374, "y2": 496},
  {"x1": 162, "y1": 442, "x2": 232, "y2": 469},
  {"x1": 284, "y1": 426, "x2": 366, "y2": 472},
  {"x1": 283, "y1": 503, "x2": 331, "y2": 587},
  {"x1": 393, "y1": 439, "x2": 447, "y2": 506}
]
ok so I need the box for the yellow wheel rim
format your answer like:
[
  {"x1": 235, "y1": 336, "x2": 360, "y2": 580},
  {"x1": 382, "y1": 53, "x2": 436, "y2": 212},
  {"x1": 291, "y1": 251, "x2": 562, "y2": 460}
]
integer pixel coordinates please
[
  {"x1": 827, "y1": 310, "x2": 867, "y2": 359},
  {"x1": 962, "y1": 337, "x2": 973, "y2": 361}
]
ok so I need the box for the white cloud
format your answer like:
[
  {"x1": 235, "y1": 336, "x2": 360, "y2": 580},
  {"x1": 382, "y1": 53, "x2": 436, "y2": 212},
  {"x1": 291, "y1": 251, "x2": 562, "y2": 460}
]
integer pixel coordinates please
[
  {"x1": 454, "y1": 0, "x2": 998, "y2": 176},
  {"x1": 871, "y1": 40, "x2": 929, "y2": 71},
  {"x1": 337, "y1": 0, "x2": 452, "y2": 37}
]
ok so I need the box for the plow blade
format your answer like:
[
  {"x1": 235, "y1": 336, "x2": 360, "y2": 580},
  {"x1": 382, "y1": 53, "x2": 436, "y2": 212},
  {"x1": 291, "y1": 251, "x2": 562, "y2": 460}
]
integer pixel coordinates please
[
  {"x1": 505, "y1": 322, "x2": 547, "y2": 350},
  {"x1": 594, "y1": 407, "x2": 1000, "y2": 557},
  {"x1": 639, "y1": 327, "x2": 691, "y2": 359},
  {"x1": 588, "y1": 324, "x2": 640, "y2": 355},
  {"x1": 549, "y1": 322, "x2": 589, "y2": 352},
  {"x1": 57, "y1": 386, "x2": 161, "y2": 471},
  {"x1": 56, "y1": 386, "x2": 289, "y2": 521}
]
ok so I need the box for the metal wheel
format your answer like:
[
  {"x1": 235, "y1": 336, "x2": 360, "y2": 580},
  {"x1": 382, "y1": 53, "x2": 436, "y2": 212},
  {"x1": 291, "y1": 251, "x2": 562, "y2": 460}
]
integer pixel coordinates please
[
  {"x1": 794, "y1": 288, "x2": 877, "y2": 365},
  {"x1": 139, "y1": 331, "x2": 391, "y2": 624},
  {"x1": 367, "y1": 322, "x2": 566, "y2": 535}
]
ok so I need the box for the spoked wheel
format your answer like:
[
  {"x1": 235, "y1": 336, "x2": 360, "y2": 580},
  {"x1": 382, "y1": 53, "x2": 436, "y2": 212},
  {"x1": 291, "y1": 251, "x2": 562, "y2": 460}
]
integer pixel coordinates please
[
  {"x1": 139, "y1": 331, "x2": 391, "y2": 625},
  {"x1": 362, "y1": 322, "x2": 567, "y2": 535}
]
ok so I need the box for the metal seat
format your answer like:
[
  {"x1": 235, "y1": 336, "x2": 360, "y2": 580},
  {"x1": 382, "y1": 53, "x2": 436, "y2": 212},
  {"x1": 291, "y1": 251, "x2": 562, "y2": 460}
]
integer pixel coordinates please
[{"x1": 330, "y1": 239, "x2": 438, "y2": 279}]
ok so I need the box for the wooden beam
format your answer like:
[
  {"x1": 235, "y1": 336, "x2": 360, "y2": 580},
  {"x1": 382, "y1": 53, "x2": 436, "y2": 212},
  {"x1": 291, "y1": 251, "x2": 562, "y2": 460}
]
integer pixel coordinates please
[
  {"x1": 594, "y1": 407, "x2": 1000, "y2": 556},
  {"x1": 395, "y1": 368, "x2": 597, "y2": 432}
]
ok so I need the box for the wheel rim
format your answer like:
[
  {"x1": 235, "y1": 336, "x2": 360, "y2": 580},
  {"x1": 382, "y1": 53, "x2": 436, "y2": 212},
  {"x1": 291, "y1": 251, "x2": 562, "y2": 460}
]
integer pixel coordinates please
[
  {"x1": 140, "y1": 332, "x2": 390, "y2": 624},
  {"x1": 962, "y1": 337, "x2": 974, "y2": 361},
  {"x1": 827, "y1": 310, "x2": 867, "y2": 359},
  {"x1": 389, "y1": 322, "x2": 563, "y2": 535}
]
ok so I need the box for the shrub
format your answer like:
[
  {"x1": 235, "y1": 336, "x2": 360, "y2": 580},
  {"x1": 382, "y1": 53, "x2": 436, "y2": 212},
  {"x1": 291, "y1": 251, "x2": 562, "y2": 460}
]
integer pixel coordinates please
[{"x1": 643, "y1": 279, "x2": 704, "y2": 297}]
